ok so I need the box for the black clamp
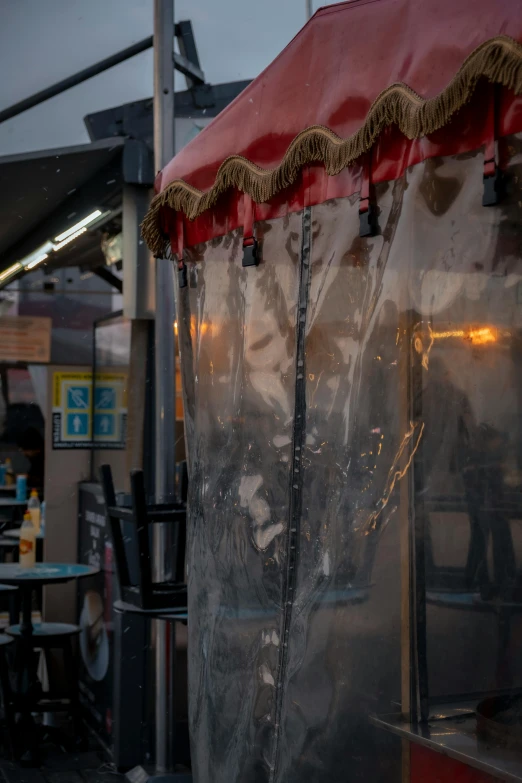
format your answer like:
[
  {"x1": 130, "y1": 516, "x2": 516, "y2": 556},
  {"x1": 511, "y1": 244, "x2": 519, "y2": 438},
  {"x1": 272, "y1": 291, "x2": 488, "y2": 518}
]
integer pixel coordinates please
[
  {"x1": 178, "y1": 260, "x2": 188, "y2": 288},
  {"x1": 483, "y1": 165, "x2": 504, "y2": 207},
  {"x1": 242, "y1": 238, "x2": 259, "y2": 267},
  {"x1": 359, "y1": 202, "x2": 378, "y2": 238}
]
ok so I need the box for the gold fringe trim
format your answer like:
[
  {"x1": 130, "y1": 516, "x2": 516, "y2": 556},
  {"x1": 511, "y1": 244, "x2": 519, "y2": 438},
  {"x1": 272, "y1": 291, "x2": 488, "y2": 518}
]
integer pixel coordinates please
[{"x1": 142, "y1": 34, "x2": 522, "y2": 256}]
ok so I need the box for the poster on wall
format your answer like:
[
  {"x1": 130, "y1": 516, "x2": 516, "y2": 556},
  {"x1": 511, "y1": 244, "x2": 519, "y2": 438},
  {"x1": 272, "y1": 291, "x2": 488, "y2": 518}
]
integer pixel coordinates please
[
  {"x1": 52, "y1": 371, "x2": 127, "y2": 449},
  {"x1": 0, "y1": 316, "x2": 51, "y2": 363},
  {"x1": 77, "y1": 483, "x2": 114, "y2": 745}
]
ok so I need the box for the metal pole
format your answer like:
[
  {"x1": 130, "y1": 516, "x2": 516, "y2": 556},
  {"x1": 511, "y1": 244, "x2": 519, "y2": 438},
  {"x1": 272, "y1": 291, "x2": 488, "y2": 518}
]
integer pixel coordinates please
[
  {"x1": 153, "y1": 0, "x2": 176, "y2": 776},
  {"x1": 306, "y1": 0, "x2": 313, "y2": 19},
  {"x1": 0, "y1": 37, "x2": 154, "y2": 125}
]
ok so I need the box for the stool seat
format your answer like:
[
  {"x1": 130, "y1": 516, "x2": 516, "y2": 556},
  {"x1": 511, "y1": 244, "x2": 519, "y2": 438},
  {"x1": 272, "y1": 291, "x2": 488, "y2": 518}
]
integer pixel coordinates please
[
  {"x1": 6, "y1": 622, "x2": 80, "y2": 639},
  {"x1": 114, "y1": 598, "x2": 188, "y2": 621},
  {"x1": 0, "y1": 634, "x2": 13, "y2": 647}
]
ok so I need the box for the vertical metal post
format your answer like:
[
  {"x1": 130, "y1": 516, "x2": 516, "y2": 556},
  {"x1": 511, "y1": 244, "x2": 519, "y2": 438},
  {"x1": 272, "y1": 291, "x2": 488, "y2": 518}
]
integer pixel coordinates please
[
  {"x1": 153, "y1": 0, "x2": 176, "y2": 775},
  {"x1": 306, "y1": 0, "x2": 313, "y2": 19}
]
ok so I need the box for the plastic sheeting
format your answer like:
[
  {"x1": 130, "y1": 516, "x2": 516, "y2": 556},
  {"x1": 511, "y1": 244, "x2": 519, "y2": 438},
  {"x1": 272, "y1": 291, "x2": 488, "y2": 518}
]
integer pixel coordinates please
[{"x1": 177, "y1": 136, "x2": 522, "y2": 783}]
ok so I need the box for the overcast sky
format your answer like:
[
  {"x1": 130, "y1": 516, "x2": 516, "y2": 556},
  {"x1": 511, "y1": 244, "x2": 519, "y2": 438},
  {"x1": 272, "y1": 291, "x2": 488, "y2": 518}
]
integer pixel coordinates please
[{"x1": 0, "y1": 0, "x2": 337, "y2": 156}]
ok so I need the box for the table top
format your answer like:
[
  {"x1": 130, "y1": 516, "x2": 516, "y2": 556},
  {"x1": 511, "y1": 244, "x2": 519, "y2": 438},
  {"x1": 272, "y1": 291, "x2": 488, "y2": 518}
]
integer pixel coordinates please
[
  {"x1": 0, "y1": 485, "x2": 16, "y2": 494},
  {"x1": 427, "y1": 590, "x2": 522, "y2": 613},
  {"x1": 3, "y1": 528, "x2": 44, "y2": 540},
  {"x1": 0, "y1": 563, "x2": 98, "y2": 585},
  {"x1": 0, "y1": 498, "x2": 27, "y2": 507}
]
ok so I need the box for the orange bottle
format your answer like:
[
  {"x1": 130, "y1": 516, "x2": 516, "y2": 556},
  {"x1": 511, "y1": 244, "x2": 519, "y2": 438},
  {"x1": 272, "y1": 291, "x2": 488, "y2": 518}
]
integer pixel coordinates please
[{"x1": 19, "y1": 511, "x2": 36, "y2": 568}]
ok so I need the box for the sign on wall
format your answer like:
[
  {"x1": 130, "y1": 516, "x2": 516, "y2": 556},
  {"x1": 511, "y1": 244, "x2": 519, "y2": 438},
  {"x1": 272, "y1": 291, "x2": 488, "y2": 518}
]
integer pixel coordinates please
[
  {"x1": 52, "y1": 371, "x2": 127, "y2": 449},
  {"x1": 0, "y1": 316, "x2": 51, "y2": 363}
]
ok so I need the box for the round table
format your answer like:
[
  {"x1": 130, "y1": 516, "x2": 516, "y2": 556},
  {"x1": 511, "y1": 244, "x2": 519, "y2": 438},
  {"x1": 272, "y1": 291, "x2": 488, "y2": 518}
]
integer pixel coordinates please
[{"x1": 0, "y1": 563, "x2": 97, "y2": 633}]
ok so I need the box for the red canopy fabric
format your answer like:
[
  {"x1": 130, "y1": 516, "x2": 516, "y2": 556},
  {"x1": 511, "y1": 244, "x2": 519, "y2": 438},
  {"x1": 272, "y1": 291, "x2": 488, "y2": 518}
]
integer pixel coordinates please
[{"x1": 143, "y1": 0, "x2": 522, "y2": 255}]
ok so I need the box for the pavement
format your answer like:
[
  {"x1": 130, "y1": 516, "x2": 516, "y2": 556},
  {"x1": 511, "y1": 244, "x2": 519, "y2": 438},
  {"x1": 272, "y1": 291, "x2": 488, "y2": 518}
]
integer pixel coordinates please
[{"x1": 0, "y1": 739, "x2": 124, "y2": 783}]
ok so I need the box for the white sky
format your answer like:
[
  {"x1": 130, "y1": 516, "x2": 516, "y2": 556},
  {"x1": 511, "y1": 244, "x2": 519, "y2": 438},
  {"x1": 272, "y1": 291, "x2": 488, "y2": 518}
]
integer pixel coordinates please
[{"x1": 0, "y1": 0, "x2": 338, "y2": 156}]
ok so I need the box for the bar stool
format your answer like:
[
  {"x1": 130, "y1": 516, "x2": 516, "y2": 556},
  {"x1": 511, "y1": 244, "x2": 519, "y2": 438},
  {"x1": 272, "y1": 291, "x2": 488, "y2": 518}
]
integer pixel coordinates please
[
  {"x1": 0, "y1": 620, "x2": 16, "y2": 757},
  {"x1": 5, "y1": 622, "x2": 84, "y2": 757},
  {"x1": 100, "y1": 465, "x2": 190, "y2": 782},
  {"x1": 100, "y1": 465, "x2": 187, "y2": 611}
]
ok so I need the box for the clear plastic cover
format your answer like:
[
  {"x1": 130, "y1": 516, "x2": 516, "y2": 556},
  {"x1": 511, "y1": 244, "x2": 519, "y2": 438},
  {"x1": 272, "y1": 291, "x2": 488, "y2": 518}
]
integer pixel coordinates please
[{"x1": 178, "y1": 137, "x2": 522, "y2": 783}]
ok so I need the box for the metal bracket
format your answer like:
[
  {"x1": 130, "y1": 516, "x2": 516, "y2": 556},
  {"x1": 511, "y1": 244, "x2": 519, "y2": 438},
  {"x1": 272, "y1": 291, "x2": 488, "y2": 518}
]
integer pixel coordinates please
[
  {"x1": 242, "y1": 240, "x2": 259, "y2": 267},
  {"x1": 359, "y1": 203, "x2": 378, "y2": 237},
  {"x1": 178, "y1": 262, "x2": 188, "y2": 288},
  {"x1": 483, "y1": 168, "x2": 503, "y2": 207}
]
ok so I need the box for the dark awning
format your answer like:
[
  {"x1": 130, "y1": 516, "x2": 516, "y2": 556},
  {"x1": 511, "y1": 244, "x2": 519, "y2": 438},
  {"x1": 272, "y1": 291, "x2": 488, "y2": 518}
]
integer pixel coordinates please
[{"x1": 0, "y1": 137, "x2": 125, "y2": 278}]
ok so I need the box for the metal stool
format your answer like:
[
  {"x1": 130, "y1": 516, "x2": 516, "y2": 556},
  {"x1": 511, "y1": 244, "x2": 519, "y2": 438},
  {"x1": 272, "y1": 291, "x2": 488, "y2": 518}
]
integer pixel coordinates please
[
  {"x1": 6, "y1": 621, "x2": 83, "y2": 752},
  {"x1": 100, "y1": 465, "x2": 187, "y2": 611},
  {"x1": 100, "y1": 465, "x2": 190, "y2": 782},
  {"x1": 114, "y1": 601, "x2": 190, "y2": 783},
  {"x1": 0, "y1": 634, "x2": 15, "y2": 757}
]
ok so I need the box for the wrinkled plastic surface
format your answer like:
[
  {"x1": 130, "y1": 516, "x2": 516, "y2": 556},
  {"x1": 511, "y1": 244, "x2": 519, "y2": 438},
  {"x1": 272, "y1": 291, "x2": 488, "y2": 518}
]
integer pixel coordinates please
[
  {"x1": 178, "y1": 136, "x2": 522, "y2": 783},
  {"x1": 179, "y1": 216, "x2": 302, "y2": 783}
]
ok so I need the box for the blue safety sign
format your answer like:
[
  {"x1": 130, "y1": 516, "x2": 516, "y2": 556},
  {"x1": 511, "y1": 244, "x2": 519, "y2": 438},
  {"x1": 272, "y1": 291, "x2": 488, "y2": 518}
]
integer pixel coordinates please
[
  {"x1": 94, "y1": 388, "x2": 116, "y2": 411},
  {"x1": 66, "y1": 412, "x2": 90, "y2": 437},
  {"x1": 94, "y1": 413, "x2": 115, "y2": 437},
  {"x1": 52, "y1": 372, "x2": 127, "y2": 450},
  {"x1": 67, "y1": 386, "x2": 90, "y2": 410}
]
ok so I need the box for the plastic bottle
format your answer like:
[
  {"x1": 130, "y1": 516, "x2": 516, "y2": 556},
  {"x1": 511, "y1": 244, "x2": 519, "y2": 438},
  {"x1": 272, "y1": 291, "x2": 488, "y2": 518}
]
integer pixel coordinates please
[
  {"x1": 16, "y1": 474, "x2": 27, "y2": 502},
  {"x1": 27, "y1": 490, "x2": 41, "y2": 534},
  {"x1": 19, "y1": 511, "x2": 36, "y2": 568},
  {"x1": 40, "y1": 501, "x2": 46, "y2": 537},
  {"x1": 4, "y1": 458, "x2": 14, "y2": 486},
  {"x1": 0, "y1": 461, "x2": 6, "y2": 486}
]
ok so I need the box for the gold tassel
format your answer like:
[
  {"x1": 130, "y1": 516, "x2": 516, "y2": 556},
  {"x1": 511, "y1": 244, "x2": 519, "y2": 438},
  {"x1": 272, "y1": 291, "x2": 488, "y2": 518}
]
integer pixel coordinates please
[{"x1": 142, "y1": 35, "x2": 522, "y2": 257}]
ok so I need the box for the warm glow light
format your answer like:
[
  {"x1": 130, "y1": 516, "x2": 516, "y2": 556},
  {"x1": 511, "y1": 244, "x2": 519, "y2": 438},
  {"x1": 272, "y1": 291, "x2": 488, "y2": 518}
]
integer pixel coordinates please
[
  {"x1": 468, "y1": 327, "x2": 496, "y2": 345},
  {"x1": 432, "y1": 326, "x2": 497, "y2": 345}
]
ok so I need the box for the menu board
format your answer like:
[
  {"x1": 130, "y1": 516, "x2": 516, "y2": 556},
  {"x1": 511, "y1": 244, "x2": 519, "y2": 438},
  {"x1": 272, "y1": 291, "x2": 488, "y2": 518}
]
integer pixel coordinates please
[
  {"x1": 0, "y1": 316, "x2": 51, "y2": 363},
  {"x1": 77, "y1": 482, "x2": 150, "y2": 768},
  {"x1": 77, "y1": 483, "x2": 114, "y2": 744}
]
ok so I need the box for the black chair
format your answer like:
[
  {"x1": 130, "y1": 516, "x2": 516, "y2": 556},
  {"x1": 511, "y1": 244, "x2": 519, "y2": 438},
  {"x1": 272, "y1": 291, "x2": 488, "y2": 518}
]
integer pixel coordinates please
[
  {"x1": 99, "y1": 464, "x2": 187, "y2": 611},
  {"x1": 100, "y1": 466, "x2": 190, "y2": 781},
  {"x1": 0, "y1": 632, "x2": 15, "y2": 757}
]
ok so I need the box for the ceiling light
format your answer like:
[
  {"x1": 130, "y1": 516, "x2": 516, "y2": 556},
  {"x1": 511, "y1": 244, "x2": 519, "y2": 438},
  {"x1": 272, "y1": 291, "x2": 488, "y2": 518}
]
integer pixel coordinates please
[
  {"x1": 0, "y1": 263, "x2": 23, "y2": 284},
  {"x1": 19, "y1": 241, "x2": 54, "y2": 270},
  {"x1": 53, "y1": 226, "x2": 87, "y2": 252},
  {"x1": 25, "y1": 253, "x2": 49, "y2": 270},
  {"x1": 54, "y1": 209, "x2": 102, "y2": 243}
]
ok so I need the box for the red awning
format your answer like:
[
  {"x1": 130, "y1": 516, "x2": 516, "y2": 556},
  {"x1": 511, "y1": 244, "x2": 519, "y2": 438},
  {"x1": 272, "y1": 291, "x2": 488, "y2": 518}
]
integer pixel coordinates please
[{"x1": 142, "y1": 0, "x2": 522, "y2": 256}]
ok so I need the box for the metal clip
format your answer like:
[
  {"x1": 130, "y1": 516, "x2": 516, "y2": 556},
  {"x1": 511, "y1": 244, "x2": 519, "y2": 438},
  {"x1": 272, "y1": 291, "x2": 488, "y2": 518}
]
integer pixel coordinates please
[
  {"x1": 178, "y1": 261, "x2": 187, "y2": 288},
  {"x1": 359, "y1": 203, "x2": 378, "y2": 237},
  {"x1": 242, "y1": 238, "x2": 258, "y2": 267},
  {"x1": 483, "y1": 167, "x2": 503, "y2": 207}
]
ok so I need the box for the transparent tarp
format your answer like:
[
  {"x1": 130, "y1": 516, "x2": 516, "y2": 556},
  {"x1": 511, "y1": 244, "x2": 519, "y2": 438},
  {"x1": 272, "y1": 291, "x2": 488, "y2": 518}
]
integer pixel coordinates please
[{"x1": 177, "y1": 136, "x2": 522, "y2": 783}]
